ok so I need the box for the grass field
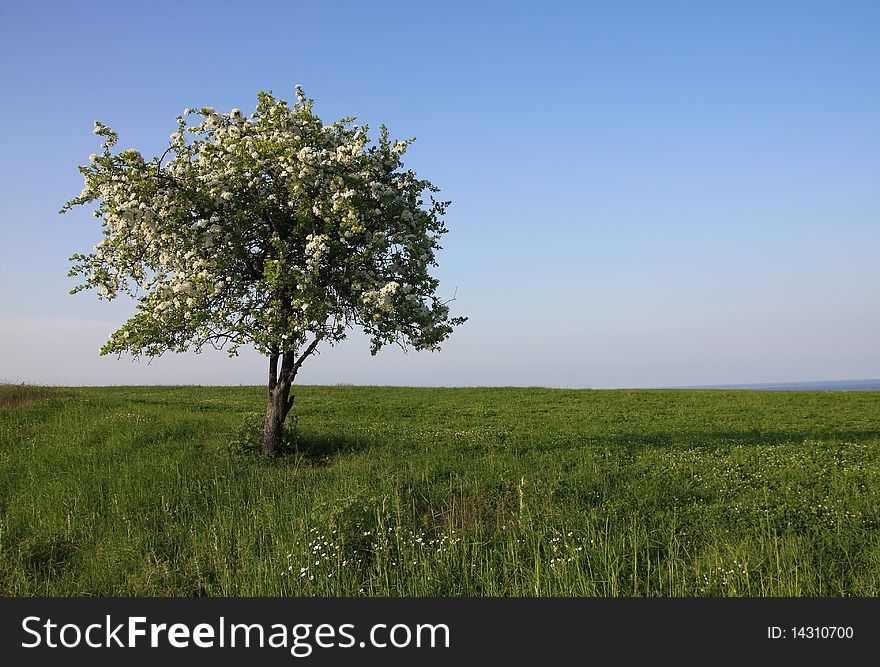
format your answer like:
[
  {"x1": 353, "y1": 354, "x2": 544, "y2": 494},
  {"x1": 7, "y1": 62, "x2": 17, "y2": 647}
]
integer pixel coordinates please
[{"x1": 1, "y1": 384, "x2": 878, "y2": 596}]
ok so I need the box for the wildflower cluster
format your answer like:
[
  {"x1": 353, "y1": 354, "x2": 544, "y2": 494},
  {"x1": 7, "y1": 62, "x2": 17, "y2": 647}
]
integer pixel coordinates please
[
  {"x1": 283, "y1": 524, "x2": 465, "y2": 588},
  {"x1": 697, "y1": 558, "x2": 751, "y2": 594},
  {"x1": 366, "y1": 525, "x2": 464, "y2": 560},
  {"x1": 283, "y1": 528, "x2": 362, "y2": 581},
  {"x1": 547, "y1": 531, "x2": 586, "y2": 569}
]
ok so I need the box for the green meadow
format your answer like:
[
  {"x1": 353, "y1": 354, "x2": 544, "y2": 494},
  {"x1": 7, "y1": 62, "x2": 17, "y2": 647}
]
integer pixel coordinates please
[{"x1": 1, "y1": 384, "x2": 878, "y2": 596}]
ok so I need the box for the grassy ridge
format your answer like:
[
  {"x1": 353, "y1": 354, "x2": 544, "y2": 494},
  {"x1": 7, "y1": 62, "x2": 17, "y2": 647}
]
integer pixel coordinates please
[{"x1": 1, "y1": 385, "x2": 879, "y2": 596}]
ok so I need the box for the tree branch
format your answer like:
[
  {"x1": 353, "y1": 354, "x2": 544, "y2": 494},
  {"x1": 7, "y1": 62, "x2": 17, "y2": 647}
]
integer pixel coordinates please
[
  {"x1": 156, "y1": 146, "x2": 174, "y2": 176},
  {"x1": 276, "y1": 336, "x2": 321, "y2": 388},
  {"x1": 292, "y1": 337, "x2": 321, "y2": 378}
]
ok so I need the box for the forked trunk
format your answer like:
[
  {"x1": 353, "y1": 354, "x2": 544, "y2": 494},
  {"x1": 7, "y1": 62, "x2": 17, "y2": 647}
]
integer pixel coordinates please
[{"x1": 261, "y1": 341, "x2": 319, "y2": 455}]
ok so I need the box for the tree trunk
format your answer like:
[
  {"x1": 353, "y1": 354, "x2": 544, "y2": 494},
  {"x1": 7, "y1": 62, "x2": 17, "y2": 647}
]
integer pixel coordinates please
[
  {"x1": 261, "y1": 382, "x2": 292, "y2": 455},
  {"x1": 261, "y1": 340, "x2": 320, "y2": 456}
]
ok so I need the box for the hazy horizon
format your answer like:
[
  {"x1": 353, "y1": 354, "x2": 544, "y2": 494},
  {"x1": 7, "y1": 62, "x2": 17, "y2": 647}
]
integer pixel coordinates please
[{"x1": 2, "y1": 1, "x2": 878, "y2": 388}]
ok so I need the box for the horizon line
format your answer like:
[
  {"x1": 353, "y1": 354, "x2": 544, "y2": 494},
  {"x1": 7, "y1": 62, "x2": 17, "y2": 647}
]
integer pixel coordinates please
[{"x1": 3, "y1": 378, "x2": 880, "y2": 391}]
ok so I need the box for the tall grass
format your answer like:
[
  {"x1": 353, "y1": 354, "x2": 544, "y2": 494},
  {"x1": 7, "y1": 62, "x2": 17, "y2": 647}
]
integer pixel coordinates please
[{"x1": 1, "y1": 385, "x2": 878, "y2": 596}]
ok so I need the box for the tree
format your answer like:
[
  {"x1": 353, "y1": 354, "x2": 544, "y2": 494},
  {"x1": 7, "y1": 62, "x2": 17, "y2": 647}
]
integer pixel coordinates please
[{"x1": 62, "y1": 87, "x2": 465, "y2": 455}]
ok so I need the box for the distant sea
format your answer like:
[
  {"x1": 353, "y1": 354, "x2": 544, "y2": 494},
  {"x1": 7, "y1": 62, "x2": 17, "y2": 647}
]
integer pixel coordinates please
[{"x1": 683, "y1": 379, "x2": 880, "y2": 391}]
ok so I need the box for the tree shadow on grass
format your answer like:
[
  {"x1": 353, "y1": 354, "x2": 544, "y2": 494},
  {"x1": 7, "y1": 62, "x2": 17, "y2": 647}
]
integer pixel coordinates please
[{"x1": 278, "y1": 428, "x2": 375, "y2": 466}]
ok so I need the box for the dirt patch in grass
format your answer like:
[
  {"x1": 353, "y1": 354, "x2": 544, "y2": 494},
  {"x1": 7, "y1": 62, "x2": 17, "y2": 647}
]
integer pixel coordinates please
[
  {"x1": 0, "y1": 385, "x2": 51, "y2": 408},
  {"x1": 419, "y1": 483, "x2": 523, "y2": 534}
]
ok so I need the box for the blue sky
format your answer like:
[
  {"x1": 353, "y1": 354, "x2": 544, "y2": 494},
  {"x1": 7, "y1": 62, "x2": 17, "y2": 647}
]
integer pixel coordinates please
[{"x1": 0, "y1": 0, "x2": 877, "y2": 387}]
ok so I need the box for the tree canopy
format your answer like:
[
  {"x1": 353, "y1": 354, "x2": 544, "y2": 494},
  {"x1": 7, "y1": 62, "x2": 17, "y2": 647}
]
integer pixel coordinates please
[{"x1": 62, "y1": 87, "x2": 465, "y2": 363}]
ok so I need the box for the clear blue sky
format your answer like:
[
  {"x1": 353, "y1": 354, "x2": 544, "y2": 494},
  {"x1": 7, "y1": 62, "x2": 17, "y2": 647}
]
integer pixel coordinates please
[{"x1": 1, "y1": 0, "x2": 877, "y2": 387}]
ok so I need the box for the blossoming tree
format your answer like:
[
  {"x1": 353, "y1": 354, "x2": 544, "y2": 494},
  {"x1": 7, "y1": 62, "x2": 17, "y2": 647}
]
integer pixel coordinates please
[{"x1": 62, "y1": 87, "x2": 465, "y2": 455}]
